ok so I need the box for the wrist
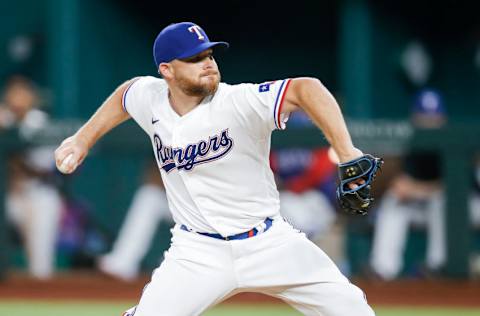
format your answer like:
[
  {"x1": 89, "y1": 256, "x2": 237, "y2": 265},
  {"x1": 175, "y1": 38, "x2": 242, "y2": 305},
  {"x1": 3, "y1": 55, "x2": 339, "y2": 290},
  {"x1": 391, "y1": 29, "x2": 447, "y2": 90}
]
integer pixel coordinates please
[
  {"x1": 73, "y1": 132, "x2": 92, "y2": 151},
  {"x1": 337, "y1": 147, "x2": 363, "y2": 163}
]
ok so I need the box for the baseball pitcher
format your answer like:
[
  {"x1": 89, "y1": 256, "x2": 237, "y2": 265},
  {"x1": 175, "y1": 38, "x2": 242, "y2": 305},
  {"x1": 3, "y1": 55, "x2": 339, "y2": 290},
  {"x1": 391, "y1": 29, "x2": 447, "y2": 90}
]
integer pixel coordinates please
[{"x1": 55, "y1": 22, "x2": 381, "y2": 316}]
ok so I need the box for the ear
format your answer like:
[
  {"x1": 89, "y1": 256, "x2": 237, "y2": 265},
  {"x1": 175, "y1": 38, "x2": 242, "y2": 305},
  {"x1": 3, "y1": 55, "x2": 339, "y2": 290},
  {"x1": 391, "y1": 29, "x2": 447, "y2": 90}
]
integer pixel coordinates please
[{"x1": 159, "y1": 63, "x2": 173, "y2": 79}]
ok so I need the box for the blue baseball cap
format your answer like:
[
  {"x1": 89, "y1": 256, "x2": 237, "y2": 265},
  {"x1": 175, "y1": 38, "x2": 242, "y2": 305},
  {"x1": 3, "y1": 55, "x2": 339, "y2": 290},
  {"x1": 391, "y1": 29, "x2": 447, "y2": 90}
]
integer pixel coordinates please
[{"x1": 153, "y1": 22, "x2": 229, "y2": 68}]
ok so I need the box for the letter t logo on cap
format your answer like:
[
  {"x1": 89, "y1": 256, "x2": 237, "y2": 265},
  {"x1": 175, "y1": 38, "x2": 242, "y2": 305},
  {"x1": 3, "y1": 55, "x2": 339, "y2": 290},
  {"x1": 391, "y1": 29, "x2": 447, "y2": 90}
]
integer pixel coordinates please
[{"x1": 188, "y1": 25, "x2": 205, "y2": 41}]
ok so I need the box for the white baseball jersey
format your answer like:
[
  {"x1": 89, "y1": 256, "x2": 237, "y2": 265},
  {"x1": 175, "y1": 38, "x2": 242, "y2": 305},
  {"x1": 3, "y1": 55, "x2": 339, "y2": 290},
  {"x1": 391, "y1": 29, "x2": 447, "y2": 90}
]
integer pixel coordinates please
[{"x1": 122, "y1": 76, "x2": 292, "y2": 236}]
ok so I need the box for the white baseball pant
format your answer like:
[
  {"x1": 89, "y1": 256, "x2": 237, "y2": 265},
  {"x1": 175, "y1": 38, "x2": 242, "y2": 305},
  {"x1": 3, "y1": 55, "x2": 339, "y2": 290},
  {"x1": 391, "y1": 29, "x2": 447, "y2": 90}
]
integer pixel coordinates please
[{"x1": 127, "y1": 217, "x2": 375, "y2": 316}]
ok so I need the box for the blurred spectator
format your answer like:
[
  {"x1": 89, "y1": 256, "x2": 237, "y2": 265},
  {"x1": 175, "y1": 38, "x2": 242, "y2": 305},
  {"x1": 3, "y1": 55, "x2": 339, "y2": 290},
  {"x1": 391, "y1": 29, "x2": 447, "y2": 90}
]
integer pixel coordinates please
[
  {"x1": 369, "y1": 89, "x2": 447, "y2": 280},
  {"x1": 277, "y1": 175, "x2": 336, "y2": 241},
  {"x1": 97, "y1": 163, "x2": 172, "y2": 281},
  {"x1": 471, "y1": 160, "x2": 480, "y2": 225},
  {"x1": 401, "y1": 40, "x2": 432, "y2": 88},
  {"x1": 271, "y1": 147, "x2": 346, "y2": 271},
  {"x1": 0, "y1": 74, "x2": 62, "y2": 279},
  {"x1": 270, "y1": 147, "x2": 337, "y2": 200},
  {"x1": 270, "y1": 148, "x2": 338, "y2": 229},
  {"x1": 469, "y1": 157, "x2": 480, "y2": 277}
]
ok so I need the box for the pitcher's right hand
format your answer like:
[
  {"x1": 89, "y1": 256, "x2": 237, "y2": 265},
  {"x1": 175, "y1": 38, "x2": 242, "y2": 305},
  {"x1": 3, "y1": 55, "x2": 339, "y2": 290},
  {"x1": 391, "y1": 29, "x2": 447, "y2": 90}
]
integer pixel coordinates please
[{"x1": 54, "y1": 135, "x2": 89, "y2": 174}]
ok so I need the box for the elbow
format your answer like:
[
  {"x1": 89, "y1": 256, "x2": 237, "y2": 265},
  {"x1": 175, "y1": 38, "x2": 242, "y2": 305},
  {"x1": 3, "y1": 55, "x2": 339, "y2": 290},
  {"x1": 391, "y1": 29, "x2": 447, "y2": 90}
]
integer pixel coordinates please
[
  {"x1": 290, "y1": 77, "x2": 323, "y2": 106},
  {"x1": 293, "y1": 77, "x2": 322, "y2": 90}
]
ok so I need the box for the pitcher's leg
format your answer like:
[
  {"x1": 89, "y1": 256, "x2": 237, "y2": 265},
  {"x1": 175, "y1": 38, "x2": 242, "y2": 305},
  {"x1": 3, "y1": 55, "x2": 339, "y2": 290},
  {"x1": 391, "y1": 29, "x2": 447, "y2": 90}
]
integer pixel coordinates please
[
  {"x1": 237, "y1": 219, "x2": 375, "y2": 316},
  {"x1": 133, "y1": 228, "x2": 237, "y2": 316},
  {"x1": 273, "y1": 281, "x2": 374, "y2": 316}
]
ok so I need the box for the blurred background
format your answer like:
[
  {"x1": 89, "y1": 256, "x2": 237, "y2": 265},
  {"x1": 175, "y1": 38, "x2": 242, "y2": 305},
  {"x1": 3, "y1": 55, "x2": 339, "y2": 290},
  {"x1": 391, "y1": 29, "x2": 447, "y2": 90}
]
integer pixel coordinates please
[{"x1": 0, "y1": 0, "x2": 480, "y2": 315}]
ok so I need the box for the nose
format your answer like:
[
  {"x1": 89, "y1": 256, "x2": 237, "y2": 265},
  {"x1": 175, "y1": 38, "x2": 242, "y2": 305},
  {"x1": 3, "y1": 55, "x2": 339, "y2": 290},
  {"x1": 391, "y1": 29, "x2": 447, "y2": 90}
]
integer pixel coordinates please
[{"x1": 203, "y1": 57, "x2": 215, "y2": 69}]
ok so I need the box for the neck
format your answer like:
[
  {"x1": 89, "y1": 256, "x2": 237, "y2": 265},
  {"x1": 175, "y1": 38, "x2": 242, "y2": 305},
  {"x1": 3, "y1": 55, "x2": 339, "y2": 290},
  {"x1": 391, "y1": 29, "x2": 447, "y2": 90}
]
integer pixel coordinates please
[{"x1": 168, "y1": 86, "x2": 205, "y2": 116}]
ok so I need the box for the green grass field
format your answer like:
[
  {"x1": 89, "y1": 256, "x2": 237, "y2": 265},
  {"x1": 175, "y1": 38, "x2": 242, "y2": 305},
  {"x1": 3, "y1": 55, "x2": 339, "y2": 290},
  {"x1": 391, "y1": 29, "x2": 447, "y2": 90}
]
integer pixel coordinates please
[{"x1": 1, "y1": 300, "x2": 479, "y2": 316}]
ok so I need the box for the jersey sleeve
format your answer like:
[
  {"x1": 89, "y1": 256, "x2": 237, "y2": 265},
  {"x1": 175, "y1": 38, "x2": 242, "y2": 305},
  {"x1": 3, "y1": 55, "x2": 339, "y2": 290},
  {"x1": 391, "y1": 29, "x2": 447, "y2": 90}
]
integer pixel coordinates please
[
  {"x1": 230, "y1": 79, "x2": 292, "y2": 137},
  {"x1": 121, "y1": 76, "x2": 159, "y2": 134}
]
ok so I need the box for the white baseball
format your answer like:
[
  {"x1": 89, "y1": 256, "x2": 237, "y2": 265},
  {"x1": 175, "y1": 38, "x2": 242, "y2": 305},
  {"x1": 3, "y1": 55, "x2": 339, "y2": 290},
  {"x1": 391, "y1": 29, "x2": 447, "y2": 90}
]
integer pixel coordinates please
[{"x1": 58, "y1": 153, "x2": 76, "y2": 174}]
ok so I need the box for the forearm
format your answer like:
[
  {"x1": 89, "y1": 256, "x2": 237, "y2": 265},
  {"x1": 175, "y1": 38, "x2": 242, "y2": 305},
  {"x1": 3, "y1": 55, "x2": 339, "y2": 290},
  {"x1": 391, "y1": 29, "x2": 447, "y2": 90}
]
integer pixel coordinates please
[
  {"x1": 75, "y1": 80, "x2": 131, "y2": 149},
  {"x1": 55, "y1": 79, "x2": 133, "y2": 174},
  {"x1": 289, "y1": 78, "x2": 359, "y2": 162}
]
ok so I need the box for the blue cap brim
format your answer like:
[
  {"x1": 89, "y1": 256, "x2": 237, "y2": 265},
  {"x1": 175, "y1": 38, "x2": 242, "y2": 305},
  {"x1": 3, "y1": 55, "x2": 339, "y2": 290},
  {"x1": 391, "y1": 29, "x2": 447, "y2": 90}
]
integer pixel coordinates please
[{"x1": 176, "y1": 41, "x2": 229, "y2": 60}]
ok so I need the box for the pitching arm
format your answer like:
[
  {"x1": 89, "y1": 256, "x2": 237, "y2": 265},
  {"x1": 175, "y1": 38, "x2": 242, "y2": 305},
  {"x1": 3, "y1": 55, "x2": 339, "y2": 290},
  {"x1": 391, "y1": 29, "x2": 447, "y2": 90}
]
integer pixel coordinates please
[
  {"x1": 54, "y1": 79, "x2": 133, "y2": 174},
  {"x1": 281, "y1": 77, "x2": 362, "y2": 163}
]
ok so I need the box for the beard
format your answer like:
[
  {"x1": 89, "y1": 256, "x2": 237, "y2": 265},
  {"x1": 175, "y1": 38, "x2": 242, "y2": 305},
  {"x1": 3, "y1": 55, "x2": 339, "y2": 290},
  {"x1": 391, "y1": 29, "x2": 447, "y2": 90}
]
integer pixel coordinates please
[{"x1": 175, "y1": 71, "x2": 221, "y2": 97}]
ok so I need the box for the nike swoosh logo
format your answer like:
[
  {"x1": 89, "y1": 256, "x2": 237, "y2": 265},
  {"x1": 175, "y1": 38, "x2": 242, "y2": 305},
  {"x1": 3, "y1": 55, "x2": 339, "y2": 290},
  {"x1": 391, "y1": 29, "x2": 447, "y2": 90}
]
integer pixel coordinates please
[{"x1": 152, "y1": 118, "x2": 159, "y2": 124}]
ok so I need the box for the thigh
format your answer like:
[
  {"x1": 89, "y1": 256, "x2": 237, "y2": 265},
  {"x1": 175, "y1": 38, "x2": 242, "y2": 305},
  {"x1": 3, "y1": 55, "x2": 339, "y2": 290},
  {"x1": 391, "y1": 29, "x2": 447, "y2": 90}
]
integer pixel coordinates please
[
  {"x1": 272, "y1": 281, "x2": 375, "y2": 316},
  {"x1": 133, "y1": 228, "x2": 237, "y2": 316},
  {"x1": 237, "y1": 219, "x2": 349, "y2": 288},
  {"x1": 237, "y1": 220, "x2": 374, "y2": 315}
]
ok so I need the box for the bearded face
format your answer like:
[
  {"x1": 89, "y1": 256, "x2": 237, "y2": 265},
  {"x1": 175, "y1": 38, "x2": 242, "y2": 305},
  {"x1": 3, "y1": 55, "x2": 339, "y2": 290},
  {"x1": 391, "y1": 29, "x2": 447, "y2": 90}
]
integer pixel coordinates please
[
  {"x1": 174, "y1": 68, "x2": 221, "y2": 97},
  {"x1": 163, "y1": 49, "x2": 221, "y2": 97}
]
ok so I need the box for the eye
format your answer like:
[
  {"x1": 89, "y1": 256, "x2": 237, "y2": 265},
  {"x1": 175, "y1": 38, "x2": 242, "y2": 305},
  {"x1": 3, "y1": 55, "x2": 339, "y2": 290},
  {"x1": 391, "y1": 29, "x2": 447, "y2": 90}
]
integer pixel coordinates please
[
  {"x1": 184, "y1": 55, "x2": 203, "y2": 63},
  {"x1": 181, "y1": 51, "x2": 213, "y2": 63}
]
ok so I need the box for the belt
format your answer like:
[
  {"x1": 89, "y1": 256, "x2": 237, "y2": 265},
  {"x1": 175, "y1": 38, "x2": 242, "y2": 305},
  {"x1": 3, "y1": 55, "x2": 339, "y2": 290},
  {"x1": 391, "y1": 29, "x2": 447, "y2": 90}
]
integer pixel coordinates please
[{"x1": 180, "y1": 218, "x2": 273, "y2": 241}]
